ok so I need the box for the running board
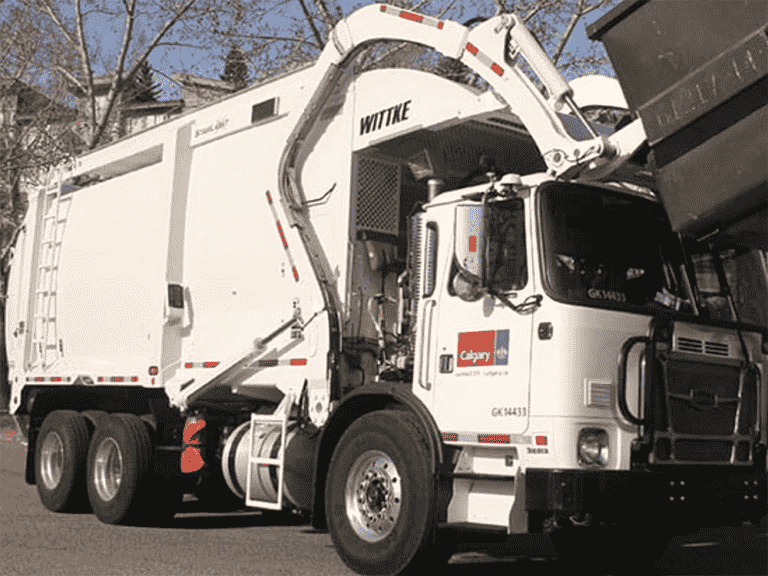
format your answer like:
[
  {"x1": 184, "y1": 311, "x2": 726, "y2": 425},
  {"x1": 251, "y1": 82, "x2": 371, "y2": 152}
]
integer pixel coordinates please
[{"x1": 245, "y1": 392, "x2": 294, "y2": 510}]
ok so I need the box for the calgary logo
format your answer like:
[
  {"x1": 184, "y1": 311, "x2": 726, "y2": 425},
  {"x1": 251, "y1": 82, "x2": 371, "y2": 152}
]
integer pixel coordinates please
[
  {"x1": 460, "y1": 350, "x2": 491, "y2": 364},
  {"x1": 457, "y1": 330, "x2": 509, "y2": 368}
]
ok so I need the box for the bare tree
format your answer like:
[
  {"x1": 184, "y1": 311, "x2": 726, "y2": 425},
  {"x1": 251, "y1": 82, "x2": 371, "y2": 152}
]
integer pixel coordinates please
[
  {"x1": 198, "y1": 1, "x2": 616, "y2": 88},
  {"x1": 1, "y1": 4, "x2": 81, "y2": 251},
  {"x1": 20, "y1": 0, "x2": 199, "y2": 150},
  {"x1": 503, "y1": 0, "x2": 618, "y2": 78},
  {"x1": 0, "y1": 3, "x2": 82, "y2": 410}
]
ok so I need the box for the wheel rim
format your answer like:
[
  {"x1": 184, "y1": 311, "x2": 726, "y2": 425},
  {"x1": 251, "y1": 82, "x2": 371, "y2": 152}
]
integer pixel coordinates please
[
  {"x1": 40, "y1": 431, "x2": 64, "y2": 490},
  {"x1": 93, "y1": 437, "x2": 123, "y2": 502},
  {"x1": 344, "y1": 450, "x2": 402, "y2": 543}
]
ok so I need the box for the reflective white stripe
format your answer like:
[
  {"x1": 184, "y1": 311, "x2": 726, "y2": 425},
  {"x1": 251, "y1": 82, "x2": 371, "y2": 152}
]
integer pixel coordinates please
[
  {"x1": 265, "y1": 191, "x2": 300, "y2": 282},
  {"x1": 379, "y1": 5, "x2": 445, "y2": 30},
  {"x1": 184, "y1": 362, "x2": 220, "y2": 368},
  {"x1": 253, "y1": 358, "x2": 307, "y2": 367},
  {"x1": 443, "y1": 431, "x2": 533, "y2": 444},
  {"x1": 466, "y1": 43, "x2": 504, "y2": 76}
]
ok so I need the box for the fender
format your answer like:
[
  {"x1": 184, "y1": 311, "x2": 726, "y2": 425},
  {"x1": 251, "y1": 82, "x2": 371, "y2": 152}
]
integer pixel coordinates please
[{"x1": 309, "y1": 382, "x2": 446, "y2": 528}]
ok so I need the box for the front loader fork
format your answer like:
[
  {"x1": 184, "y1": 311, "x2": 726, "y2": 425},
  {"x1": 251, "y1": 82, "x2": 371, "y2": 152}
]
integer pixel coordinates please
[{"x1": 619, "y1": 317, "x2": 767, "y2": 470}]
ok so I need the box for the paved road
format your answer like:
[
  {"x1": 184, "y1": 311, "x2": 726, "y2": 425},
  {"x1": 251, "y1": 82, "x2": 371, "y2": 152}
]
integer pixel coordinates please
[{"x1": 2, "y1": 423, "x2": 766, "y2": 576}]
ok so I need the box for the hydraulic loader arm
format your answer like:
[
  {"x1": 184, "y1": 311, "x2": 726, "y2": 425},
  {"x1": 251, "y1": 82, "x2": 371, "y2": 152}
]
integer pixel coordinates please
[
  {"x1": 276, "y1": 4, "x2": 648, "y2": 406},
  {"x1": 280, "y1": 4, "x2": 647, "y2": 214}
]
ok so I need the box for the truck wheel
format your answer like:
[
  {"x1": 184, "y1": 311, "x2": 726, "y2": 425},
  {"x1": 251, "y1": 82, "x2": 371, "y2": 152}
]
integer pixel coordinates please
[
  {"x1": 325, "y1": 410, "x2": 448, "y2": 575},
  {"x1": 35, "y1": 410, "x2": 91, "y2": 512},
  {"x1": 87, "y1": 413, "x2": 156, "y2": 525}
]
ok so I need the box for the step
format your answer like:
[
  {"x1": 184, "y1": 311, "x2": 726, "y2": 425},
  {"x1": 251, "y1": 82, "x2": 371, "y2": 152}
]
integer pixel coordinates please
[{"x1": 245, "y1": 393, "x2": 294, "y2": 511}]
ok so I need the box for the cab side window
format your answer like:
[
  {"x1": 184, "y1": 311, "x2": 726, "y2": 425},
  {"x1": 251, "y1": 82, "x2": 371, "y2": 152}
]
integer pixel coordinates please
[{"x1": 487, "y1": 199, "x2": 527, "y2": 292}]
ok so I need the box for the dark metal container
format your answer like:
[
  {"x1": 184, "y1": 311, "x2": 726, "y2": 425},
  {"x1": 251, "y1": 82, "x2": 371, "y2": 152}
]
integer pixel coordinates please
[{"x1": 588, "y1": 0, "x2": 767, "y2": 246}]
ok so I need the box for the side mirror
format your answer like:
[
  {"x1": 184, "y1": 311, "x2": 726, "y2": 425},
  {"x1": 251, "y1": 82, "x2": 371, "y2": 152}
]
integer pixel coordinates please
[{"x1": 453, "y1": 204, "x2": 486, "y2": 301}]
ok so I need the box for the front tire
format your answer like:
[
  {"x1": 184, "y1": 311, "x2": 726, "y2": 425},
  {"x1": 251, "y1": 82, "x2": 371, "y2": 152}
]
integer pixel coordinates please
[
  {"x1": 35, "y1": 410, "x2": 91, "y2": 512},
  {"x1": 325, "y1": 410, "x2": 449, "y2": 575}
]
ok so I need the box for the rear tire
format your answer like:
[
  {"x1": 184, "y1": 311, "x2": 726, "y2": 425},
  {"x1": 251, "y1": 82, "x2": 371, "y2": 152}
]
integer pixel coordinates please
[
  {"x1": 87, "y1": 413, "x2": 168, "y2": 525},
  {"x1": 35, "y1": 410, "x2": 91, "y2": 513},
  {"x1": 325, "y1": 410, "x2": 450, "y2": 575}
]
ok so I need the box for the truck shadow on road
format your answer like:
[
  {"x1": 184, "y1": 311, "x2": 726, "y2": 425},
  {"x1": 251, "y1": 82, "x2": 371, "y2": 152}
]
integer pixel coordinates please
[{"x1": 164, "y1": 508, "x2": 768, "y2": 575}]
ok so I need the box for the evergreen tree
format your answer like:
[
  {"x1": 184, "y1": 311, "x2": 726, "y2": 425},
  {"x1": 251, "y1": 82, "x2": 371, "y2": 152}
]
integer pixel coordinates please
[
  {"x1": 131, "y1": 61, "x2": 161, "y2": 102},
  {"x1": 220, "y1": 45, "x2": 249, "y2": 91}
]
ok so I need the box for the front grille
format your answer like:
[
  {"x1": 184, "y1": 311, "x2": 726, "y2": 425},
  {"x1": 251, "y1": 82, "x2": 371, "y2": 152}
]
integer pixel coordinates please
[
  {"x1": 675, "y1": 336, "x2": 730, "y2": 357},
  {"x1": 677, "y1": 337, "x2": 703, "y2": 354},
  {"x1": 652, "y1": 356, "x2": 758, "y2": 465},
  {"x1": 705, "y1": 341, "x2": 730, "y2": 356},
  {"x1": 666, "y1": 361, "x2": 740, "y2": 435}
]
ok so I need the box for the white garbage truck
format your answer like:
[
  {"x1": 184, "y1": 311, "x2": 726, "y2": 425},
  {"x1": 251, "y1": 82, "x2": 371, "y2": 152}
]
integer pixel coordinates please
[{"x1": 3, "y1": 3, "x2": 766, "y2": 575}]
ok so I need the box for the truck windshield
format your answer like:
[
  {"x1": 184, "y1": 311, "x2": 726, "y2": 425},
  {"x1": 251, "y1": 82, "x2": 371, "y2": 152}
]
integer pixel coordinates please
[{"x1": 539, "y1": 182, "x2": 687, "y2": 313}]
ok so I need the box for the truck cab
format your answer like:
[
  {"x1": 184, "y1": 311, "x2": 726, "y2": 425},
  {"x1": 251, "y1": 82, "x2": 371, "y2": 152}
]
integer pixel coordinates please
[{"x1": 392, "y1": 164, "x2": 767, "y2": 533}]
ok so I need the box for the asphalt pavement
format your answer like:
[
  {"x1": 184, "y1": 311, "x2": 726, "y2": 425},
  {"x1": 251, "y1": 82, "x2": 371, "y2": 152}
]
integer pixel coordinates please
[{"x1": 2, "y1": 420, "x2": 766, "y2": 576}]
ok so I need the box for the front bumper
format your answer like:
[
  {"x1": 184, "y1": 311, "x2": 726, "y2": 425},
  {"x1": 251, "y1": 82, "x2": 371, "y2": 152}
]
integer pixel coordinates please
[{"x1": 526, "y1": 467, "x2": 767, "y2": 527}]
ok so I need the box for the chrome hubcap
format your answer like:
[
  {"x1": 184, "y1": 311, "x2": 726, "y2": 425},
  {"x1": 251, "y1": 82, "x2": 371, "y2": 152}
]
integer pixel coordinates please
[
  {"x1": 345, "y1": 450, "x2": 402, "y2": 543},
  {"x1": 40, "y1": 431, "x2": 64, "y2": 490},
  {"x1": 93, "y1": 437, "x2": 123, "y2": 502}
]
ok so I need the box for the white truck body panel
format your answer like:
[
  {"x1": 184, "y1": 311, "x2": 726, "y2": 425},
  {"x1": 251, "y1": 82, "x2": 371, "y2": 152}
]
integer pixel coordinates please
[
  {"x1": 6, "y1": 64, "x2": 540, "y2": 415},
  {"x1": 4, "y1": 5, "x2": 764, "y2": 558}
]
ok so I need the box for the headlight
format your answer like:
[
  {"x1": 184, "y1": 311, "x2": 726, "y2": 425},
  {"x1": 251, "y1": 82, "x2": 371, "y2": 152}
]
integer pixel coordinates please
[{"x1": 578, "y1": 428, "x2": 609, "y2": 467}]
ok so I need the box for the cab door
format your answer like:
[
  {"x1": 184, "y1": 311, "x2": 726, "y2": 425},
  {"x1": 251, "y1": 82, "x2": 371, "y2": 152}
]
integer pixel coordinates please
[{"x1": 425, "y1": 198, "x2": 535, "y2": 436}]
